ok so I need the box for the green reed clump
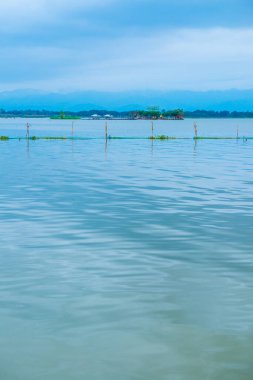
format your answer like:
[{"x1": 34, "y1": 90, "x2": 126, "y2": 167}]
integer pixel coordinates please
[
  {"x1": 0, "y1": 136, "x2": 9, "y2": 140},
  {"x1": 149, "y1": 135, "x2": 176, "y2": 140}
]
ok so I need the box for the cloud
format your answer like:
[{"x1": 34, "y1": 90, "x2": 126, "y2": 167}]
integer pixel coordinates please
[
  {"x1": 1, "y1": 0, "x2": 253, "y2": 38},
  {"x1": 0, "y1": 1, "x2": 252, "y2": 91},
  {"x1": 1, "y1": 27, "x2": 253, "y2": 91},
  {"x1": 0, "y1": 0, "x2": 114, "y2": 35},
  {"x1": 67, "y1": 28, "x2": 253, "y2": 91}
]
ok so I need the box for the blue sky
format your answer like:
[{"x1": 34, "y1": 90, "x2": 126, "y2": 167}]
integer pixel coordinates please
[{"x1": 0, "y1": 0, "x2": 253, "y2": 92}]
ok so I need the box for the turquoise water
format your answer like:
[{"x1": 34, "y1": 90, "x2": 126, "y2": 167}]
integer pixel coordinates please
[{"x1": 0, "y1": 119, "x2": 253, "y2": 380}]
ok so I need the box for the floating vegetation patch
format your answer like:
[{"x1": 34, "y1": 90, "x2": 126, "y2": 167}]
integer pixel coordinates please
[
  {"x1": 0, "y1": 135, "x2": 252, "y2": 142},
  {"x1": 108, "y1": 136, "x2": 125, "y2": 140},
  {"x1": 43, "y1": 137, "x2": 67, "y2": 140},
  {"x1": 50, "y1": 111, "x2": 80, "y2": 120},
  {"x1": 28, "y1": 136, "x2": 68, "y2": 140},
  {"x1": 149, "y1": 135, "x2": 176, "y2": 140},
  {"x1": 194, "y1": 137, "x2": 235, "y2": 140}
]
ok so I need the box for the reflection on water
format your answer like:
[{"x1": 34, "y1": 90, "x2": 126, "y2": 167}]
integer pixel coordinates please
[{"x1": 0, "y1": 120, "x2": 253, "y2": 380}]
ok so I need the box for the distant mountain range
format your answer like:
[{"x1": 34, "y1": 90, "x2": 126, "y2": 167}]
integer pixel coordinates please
[{"x1": 0, "y1": 89, "x2": 253, "y2": 111}]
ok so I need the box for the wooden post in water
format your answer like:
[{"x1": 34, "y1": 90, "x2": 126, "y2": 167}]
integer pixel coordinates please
[
  {"x1": 105, "y1": 121, "x2": 108, "y2": 140},
  {"x1": 151, "y1": 121, "x2": 154, "y2": 139},
  {"x1": 26, "y1": 122, "x2": 30, "y2": 139},
  {"x1": 194, "y1": 122, "x2": 198, "y2": 138}
]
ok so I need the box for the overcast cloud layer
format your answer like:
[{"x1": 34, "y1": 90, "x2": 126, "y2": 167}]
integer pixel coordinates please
[{"x1": 0, "y1": 0, "x2": 253, "y2": 91}]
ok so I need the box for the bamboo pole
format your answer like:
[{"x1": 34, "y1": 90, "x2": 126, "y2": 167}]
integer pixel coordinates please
[
  {"x1": 194, "y1": 122, "x2": 198, "y2": 138},
  {"x1": 26, "y1": 122, "x2": 30, "y2": 139}
]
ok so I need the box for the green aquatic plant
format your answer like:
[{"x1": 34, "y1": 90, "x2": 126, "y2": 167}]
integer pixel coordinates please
[
  {"x1": 50, "y1": 112, "x2": 80, "y2": 120},
  {"x1": 1, "y1": 135, "x2": 252, "y2": 142},
  {"x1": 149, "y1": 135, "x2": 176, "y2": 140},
  {"x1": 44, "y1": 137, "x2": 67, "y2": 140},
  {"x1": 194, "y1": 137, "x2": 235, "y2": 140},
  {"x1": 28, "y1": 136, "x2": 68, "y2": 140},
  {"x1": 108, "y1": 136, "x2": 125, "y2": 139}
]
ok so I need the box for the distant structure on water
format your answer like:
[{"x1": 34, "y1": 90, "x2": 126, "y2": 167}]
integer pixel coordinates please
[
  {"x1": 91, "y1": 114, "x2": 101, "y2": 120},
  {"x1": 104, "y1": 114, "x2": 113, "y2": 120},
  {"x1": 91, "y1": 114, "x2": 113, "y2": 120}
]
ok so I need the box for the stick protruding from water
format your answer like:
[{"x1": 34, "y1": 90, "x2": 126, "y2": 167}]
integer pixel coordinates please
[
  {"x1": 194, "y1": 122, "x2": 198, "y2": 138},
  {"x1": 26, "y1": 122, "x2": 30, "y2": 139},
  {"x1": 105, "y1": 121, "x2": 108, "y2": 140}
]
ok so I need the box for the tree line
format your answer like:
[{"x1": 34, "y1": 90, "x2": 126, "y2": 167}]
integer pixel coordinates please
[{"x1": 1, "y1": 108, "x2": 253, "y2": 118}]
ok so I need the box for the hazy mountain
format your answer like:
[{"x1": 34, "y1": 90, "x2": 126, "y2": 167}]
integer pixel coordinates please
[{"x1": 0, "y1": 89, "x2": 253, "y2": 111}]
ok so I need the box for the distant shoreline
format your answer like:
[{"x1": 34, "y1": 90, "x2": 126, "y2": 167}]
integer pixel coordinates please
[
  {"x1": 1, "y1": 115, "x2": 253, "y2": 119},
  {"x1": 1, "y1": 109, "x2": 253, "y2": 119}
]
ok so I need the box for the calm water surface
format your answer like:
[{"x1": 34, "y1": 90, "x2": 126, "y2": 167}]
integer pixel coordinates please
[{"x1": 0, "y1": 119, "x2": 253, "y2": 380}]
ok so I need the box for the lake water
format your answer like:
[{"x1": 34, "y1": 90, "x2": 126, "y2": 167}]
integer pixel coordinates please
[{"x1": 0, "y1": 118, "x2": 253, "y2": 380}]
